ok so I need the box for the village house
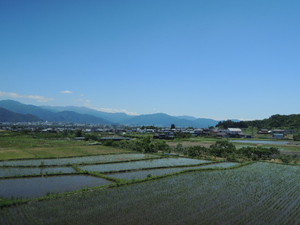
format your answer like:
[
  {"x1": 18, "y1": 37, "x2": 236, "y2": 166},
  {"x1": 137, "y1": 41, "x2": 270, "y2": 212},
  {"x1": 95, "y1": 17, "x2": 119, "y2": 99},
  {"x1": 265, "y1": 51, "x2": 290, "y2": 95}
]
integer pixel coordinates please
[
  {"x1": 272, "y1": 130, "x2": 285, "y2": 139},
  {"x1": 226, "y1": 128, "x2": 244, "y2": 137}
]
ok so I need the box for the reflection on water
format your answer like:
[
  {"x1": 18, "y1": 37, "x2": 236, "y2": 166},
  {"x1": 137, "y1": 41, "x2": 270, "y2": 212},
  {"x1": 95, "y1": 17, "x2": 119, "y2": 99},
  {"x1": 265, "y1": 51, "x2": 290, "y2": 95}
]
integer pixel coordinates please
[
  {"x1": 80, "y1": 158, "x2": 210, "y2": 173},
  {"x1": 231, "y1": 140, "x2": 290, "y2": 145},
  {"x1": 108, "y1": 162, "x2": 239, "y2": 180},
  {"x1": 0, "y1": 154, "x2": 157, "y2": 167},
  {"x1": 0, "y1": 167, "x2": 75, "y2": 177},
  {"x1": 0, "y1": 175, "x2": 111, "y2": 198}
]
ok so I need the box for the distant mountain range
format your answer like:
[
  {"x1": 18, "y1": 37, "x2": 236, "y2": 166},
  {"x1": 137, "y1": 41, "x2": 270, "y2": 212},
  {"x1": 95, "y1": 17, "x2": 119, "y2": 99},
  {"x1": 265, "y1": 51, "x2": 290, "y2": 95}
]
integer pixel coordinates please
[
  {"x1": 122, "y1": 113, "x2": 218, "y2": 128},
  {"x1": 41, "y1": 105, "x2": 133, "y2": 123},
  {"x1": 0, "y1": 107, "x2": 42, "y2": 122},
  {"x1": 0, "y1": 100, "x2": 219, "y2": 128}
]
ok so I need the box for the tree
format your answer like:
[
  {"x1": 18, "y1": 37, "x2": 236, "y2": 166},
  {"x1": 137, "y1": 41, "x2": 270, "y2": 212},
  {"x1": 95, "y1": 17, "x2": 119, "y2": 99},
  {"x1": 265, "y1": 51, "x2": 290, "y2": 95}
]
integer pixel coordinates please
[
  {"x1": 170, "y1": 124, "x2": 176, "y2": 129},
  {"x1": 75, "y1": 129, "x2": 83, "y2": 137},
  {"x1": 209, "y1": 141, "x2": 236, "y2": 157}
]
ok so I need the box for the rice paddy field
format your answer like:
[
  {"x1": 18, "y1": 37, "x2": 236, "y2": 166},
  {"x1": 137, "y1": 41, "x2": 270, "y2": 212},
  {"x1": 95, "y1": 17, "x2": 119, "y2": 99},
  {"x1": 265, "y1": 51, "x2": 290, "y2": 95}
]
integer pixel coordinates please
[
  {"x1": 79, "y1": 157, "x2": 210, "y2": 173},
  {"x1": 0, "y1": 166, "x2": 76, "y2": 177},
  {"x1": 0, "y1": 162, "x2": 299, "y2": 225},
  {"x1": 107, "y1": 162, "x2": 239, "y2": 180},
  {"x1": 0, "y1": 134, "x2": 300, "y2": 224},
  {"x1": 0, "y1": 153, "x2": 158, "y2": 167}
]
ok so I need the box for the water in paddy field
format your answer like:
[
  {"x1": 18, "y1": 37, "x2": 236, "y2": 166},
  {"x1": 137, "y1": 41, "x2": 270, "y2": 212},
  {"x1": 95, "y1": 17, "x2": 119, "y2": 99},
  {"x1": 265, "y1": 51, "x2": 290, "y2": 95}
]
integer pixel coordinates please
[
  {"x1": 79, "y1": 158, "x2": 210, "y2": 172},
  {"x1": 230, "y1": 140, "x2": 290, "y2": 145},
  {"x1": 0, "y1": 175, "x2": 111, "y2": 198},
  {"x1": 0, "y1": 153, "x2": 158, "y2": 167},
  {"x1": 0, "y1": 167, "x2": 75, "y2": 177},
  {"x1": 108, "y1": 162, "x2": 239, "y2": 180}
]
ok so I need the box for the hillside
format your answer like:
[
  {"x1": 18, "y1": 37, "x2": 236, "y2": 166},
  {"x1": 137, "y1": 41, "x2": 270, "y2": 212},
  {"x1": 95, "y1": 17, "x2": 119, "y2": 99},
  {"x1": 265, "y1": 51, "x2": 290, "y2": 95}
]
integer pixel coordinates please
[
  {"x1": 0, "y1": 107, "x2": 42, "y2": 122},
  {"x1": 0, "y1": 100, "x2": 218, "y2": 127},
  {"x1": 0, "y1": 100, "x2": 113, "y2": 125},
  {"x1": 53, "y1": 111, "x2": 113, "y2": 124},
  {"x1": 122, "y1": 113, "x2": 218, "y2": 128},
  {"x1": 217, "y1": 114, "x2": 300, "y2": 129},
  {"x1": 41, "y1": 105, "x2": 133, "y2": 123}
]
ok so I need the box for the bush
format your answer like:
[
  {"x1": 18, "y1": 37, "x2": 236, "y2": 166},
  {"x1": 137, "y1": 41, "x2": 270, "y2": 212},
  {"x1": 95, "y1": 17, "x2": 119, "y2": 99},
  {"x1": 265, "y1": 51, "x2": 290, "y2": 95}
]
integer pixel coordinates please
[
  {"x1": 186, "y1": 146, "x2": 209, "y2": 157},
  {"x1": 280, "y1": 155, "x2": 293, "y2": 164},
  {"x1": 293, "y1": 134, "x2": 300, "y2": 141},
  {"x1": 175, "y1": 144, "x2": 184, "y2": 154},
  {"x1": 238, "y1": 146, "x2": 279, "y2": 160},
  {"x1": 152, "y1": 140, "x2": 170, "y2": 152},
  {"x1": 104, "y1": 137, "x2": 168, "y2": 153},
  {"x1": 209, "y1": 141, "x2": 236, "y2": 157},
  {"x1": 279, "y1": 154, "x2": 298, "y2": 164}
]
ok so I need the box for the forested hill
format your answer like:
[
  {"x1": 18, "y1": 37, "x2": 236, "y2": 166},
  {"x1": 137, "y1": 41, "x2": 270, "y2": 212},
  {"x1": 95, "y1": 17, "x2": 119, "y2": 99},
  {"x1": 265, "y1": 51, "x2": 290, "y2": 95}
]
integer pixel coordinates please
[
  {"x1": 217, "y1": 114, "x2": 300, "y2": 129},
  {"x1": 0, "y1": 107, "x2": 42, "y2": 122}
]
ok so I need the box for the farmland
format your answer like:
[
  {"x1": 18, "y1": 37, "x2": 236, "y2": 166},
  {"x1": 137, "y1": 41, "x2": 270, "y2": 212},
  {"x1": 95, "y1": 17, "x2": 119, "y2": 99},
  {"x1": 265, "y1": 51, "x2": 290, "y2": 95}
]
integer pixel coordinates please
[
  {"x1": 0, "y1": 134, "x2": 133, "y2": 160},
  {"x1": 0, "y1": 132, "x2": 300, "y2": 224},
  {"x1": 0, "y1": 163, "x2": 299, "y2": 225}
]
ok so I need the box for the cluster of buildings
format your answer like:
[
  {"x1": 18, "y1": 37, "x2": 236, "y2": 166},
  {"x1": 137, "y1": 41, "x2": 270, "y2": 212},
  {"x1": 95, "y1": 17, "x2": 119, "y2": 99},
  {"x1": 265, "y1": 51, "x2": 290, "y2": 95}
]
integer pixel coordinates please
[{"x1": 0, "y1": 122, "x2": 294, "y2": 140}]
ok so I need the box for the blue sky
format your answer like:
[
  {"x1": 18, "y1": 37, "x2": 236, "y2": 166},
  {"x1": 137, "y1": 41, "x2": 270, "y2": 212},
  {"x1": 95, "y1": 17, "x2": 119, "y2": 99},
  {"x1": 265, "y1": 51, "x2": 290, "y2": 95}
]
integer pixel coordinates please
[{"x1": 1, "y1": 0, "x2": 300, "y2": 120}]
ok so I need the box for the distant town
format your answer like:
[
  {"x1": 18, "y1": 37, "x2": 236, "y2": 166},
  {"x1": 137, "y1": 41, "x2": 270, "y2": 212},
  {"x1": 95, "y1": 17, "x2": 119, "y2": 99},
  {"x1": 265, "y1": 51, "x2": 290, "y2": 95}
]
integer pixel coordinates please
[{"x1": 0, "y1": 121, "x2": 296, "y2": 141}]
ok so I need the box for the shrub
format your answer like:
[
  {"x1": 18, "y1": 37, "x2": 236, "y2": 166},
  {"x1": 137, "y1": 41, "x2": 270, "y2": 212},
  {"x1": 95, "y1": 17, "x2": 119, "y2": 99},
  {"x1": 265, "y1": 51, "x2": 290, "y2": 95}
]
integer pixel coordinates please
[
  {"x1": 186, "y1": 146, "x2": 209, "y2": 157},
  {"x1": 238, "y1": 146, "x2": 279, "y2": 160},
  {"x1": 293, "y1": 134, "x2": 300, "y2": 141},
  {"x1": 105, "y1": 137, "x2": 167, "y2": 153},
  {"x1": 209, "y1": 141, "x2": 236, "y2": 157},
  {"x1": 175, "y1": 143, "x2": 184, "y2": 154}
]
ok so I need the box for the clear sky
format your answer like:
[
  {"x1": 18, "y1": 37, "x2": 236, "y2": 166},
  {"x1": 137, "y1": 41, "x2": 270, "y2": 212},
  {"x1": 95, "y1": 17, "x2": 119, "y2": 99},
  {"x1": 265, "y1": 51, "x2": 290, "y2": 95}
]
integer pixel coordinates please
[{"x1": 1, "y1": 0, "x2": 300, "y2": 120}]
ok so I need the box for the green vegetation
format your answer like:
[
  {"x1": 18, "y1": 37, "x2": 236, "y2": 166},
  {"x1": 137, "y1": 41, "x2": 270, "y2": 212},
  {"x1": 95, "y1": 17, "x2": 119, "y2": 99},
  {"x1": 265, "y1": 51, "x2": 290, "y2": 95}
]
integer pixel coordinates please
[
  {"x1": 293, "y1": 134, "x2": 300, "y2": 141},
  {"x1": 177, "y1": 140, "x2": 280, "y2": 161},
  {"x1": 217, "y1": 113, "x2": 300, "y2": 130},
  {"x1": 103, "y1": 136, "x2": 170, "y2": 153},
  {"x1": 0, "y1": 132, "x2": 133, "y2": 160}
]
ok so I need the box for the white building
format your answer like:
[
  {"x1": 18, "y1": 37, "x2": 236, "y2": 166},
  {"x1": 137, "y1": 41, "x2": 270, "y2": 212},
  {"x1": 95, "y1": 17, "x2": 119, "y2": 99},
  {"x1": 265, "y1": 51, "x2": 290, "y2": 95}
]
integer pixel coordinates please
[{"x1": 227, "y1": 128, "x2": 244, "y2": 136}]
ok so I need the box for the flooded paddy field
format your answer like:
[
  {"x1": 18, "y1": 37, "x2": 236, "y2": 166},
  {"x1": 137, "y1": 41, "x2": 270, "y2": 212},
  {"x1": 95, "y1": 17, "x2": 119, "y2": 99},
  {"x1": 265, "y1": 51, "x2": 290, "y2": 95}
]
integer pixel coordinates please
[
  {"x1": 0, "y1": 153, "x2": 158, "y2": 167},
  {"x1": 0, "y1": 155, "x2": 212, "y2": 199},
  {"x1": 79, "y1": 157, "x2": 210, "y2": 173},
  {"x1": 108, "y1": 162, "x2": 239, "y2": 180},
  {"x1": 1, "y1": 162, "x2": 299, "y2": 225},
  {"x1": 0, "y1": 167, "x2": 76, "y2": 177},
  {"x1": 0, "y1": 175, "x2": 111, "y2": 199}
]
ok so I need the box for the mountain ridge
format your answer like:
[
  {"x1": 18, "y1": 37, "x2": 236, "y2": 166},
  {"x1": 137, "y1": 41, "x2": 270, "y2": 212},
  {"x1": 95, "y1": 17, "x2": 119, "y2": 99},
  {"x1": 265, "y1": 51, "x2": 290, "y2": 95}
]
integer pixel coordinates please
[
  {"x1": 0, "y1": 107, "x2": 42, "y2": 122},
  {"x1": 0, "y1": 100, "x2": 219, "y2": 127}
]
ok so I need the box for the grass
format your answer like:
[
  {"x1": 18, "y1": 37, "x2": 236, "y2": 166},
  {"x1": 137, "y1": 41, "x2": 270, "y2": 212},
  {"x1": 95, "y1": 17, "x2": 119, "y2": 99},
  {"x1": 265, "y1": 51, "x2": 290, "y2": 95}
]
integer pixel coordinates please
[
  {"x1": 233, "y1": 142, "x2": 300, "y2": 155},
  {"x1": 0, "y1": 134, "x2": 134, "y2": 160}
]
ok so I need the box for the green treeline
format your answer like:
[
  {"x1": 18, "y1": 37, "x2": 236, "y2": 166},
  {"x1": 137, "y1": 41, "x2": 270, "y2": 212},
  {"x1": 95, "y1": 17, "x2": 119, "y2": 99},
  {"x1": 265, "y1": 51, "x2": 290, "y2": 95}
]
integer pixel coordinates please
[
  {"x1": 217, "y1": 114, "x2": 300, "y2": 130},
  {"x1": 104, "y1": 138, "x2": 280, "y2": 161},
  {"x1": 175, "y1": 141, "x2": 280, "y2": 161},
  {"x1": 103, "y1": 137, "x2": 170, "y2": 153}
]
